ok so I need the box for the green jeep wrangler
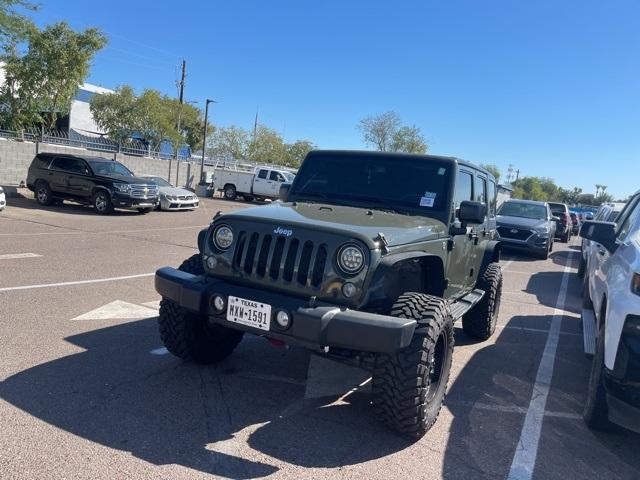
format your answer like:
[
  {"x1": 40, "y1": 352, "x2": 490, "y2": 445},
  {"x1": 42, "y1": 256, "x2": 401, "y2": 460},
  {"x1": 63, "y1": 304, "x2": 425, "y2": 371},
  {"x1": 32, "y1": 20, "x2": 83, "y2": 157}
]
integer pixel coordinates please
[{"x1": 155, "y1": 150, "x2": 502, "y2": 437}]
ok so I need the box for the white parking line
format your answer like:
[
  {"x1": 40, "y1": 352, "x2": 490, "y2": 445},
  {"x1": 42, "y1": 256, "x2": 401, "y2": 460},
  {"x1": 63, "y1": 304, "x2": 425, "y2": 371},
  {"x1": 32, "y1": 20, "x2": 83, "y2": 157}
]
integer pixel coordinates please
[
  {"x1": 0, "y1": 253, "x2": 42, "y2": 260},
  {"x1": 0, "y1": 273, "x2": 154, "y2": 292},
  {"x1": 0, "y1": 225, "x2": 207, "y2": 237},
  {"x1": 447, "y1": 400, "x2": 581, "y2": 420},
  {"x1": 501, "y1": 260, "x2": 513, "y2": 271},
  {"x1": 497, "y1": 324, "x2": 582, "y2": 337},
  {"x1": 507, "y1": 251, "x2": 575, "y2": 480}
]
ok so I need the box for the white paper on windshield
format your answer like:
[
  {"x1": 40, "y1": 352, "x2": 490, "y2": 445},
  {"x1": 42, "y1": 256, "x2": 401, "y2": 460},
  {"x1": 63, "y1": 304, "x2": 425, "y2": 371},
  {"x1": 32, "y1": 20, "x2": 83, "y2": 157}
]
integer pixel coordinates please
[{"x1": 420, "y1": 192, "x2": 437, "y2": 207}]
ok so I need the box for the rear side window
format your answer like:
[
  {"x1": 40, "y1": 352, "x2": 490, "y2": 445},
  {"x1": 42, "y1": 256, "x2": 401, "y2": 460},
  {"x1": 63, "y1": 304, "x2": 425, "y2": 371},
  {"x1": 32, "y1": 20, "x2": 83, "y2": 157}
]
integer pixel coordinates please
[
  {"x1": 32, "y1": 155, "x2": 53, "y2": 169},
  {"x1": 488, "y1": 179, "x2": 497, "y2": 217},
  {"x1": 474, "y1": 176, "x2": 487, "y2": 204},
  {"x1": 257, "y1": 169, "x2": 268, "y2": 179},
  {"x1": 454, "y1": 171, "x2": 473, "y2": 209},
  {"x1": 51, "y1": 157, "x2": 88, "y2": 174}
]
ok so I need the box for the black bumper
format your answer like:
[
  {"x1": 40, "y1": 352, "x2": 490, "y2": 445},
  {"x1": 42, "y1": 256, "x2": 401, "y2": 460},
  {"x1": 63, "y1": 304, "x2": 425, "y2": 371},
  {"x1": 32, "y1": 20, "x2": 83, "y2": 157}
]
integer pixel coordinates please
[{"x1": 155, "y1": 267, "x2": 417, "y2": 354}]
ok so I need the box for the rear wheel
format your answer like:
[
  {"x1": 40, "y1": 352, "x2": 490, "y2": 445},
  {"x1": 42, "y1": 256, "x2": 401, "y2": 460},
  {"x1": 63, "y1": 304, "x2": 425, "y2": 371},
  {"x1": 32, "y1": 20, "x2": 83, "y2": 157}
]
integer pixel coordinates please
[
  {"x1": 92, "y1": 190, "x2": 113, "y2": 214},
  {"x1": 35, "y1": 181, "x2": 53, "y2": 206},
  {"x1": 372, "y1": 293, "x2": 454, "y2": 438},
  {"x1": 158, "y1": 254, "x2": 244, "y2": 364},
  {"x1": 224, "y1": 184, "x2": 237, "y2": 200},
  {"x1": 462, "y1": 263, "x2": 502, "y2": 340}
]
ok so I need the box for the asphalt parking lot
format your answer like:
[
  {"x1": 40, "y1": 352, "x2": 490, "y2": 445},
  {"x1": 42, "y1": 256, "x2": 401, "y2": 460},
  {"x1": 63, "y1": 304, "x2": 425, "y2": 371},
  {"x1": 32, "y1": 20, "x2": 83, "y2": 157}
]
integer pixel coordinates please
[{"x1": 1, "y1": 195, "x2": 639, "y2": 480}]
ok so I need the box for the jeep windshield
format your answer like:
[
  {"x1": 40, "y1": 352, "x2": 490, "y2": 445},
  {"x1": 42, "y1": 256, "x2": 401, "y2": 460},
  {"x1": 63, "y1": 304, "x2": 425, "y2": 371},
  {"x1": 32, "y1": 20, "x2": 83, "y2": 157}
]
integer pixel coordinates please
[
  {"x1": 289, "y1": 153, "x2": 451, "y2": 214},
  {"x1": 88, "y1": 160, "x2": 134, "y2": 177},
  {"x1": 497, "y1": 202, "x2": 547, "y2": 220}
]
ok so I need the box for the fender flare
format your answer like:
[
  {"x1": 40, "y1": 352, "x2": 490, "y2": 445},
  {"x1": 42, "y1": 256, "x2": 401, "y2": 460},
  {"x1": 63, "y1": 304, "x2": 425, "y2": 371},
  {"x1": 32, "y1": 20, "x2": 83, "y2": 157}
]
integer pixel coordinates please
[
  {"x1": 360, "y1": 251, "x2": 446, "y2": 313},
  {"x1": 197, "y1": 228, "x2": 209, "y2": 254},
  {"x1": 479, "y1": 240, "x2": 501, "y2": 274}
]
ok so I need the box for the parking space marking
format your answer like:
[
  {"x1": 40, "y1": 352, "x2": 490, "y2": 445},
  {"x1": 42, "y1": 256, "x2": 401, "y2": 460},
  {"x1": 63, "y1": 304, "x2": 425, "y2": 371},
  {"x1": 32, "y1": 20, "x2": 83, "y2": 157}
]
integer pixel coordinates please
[
  {"x1": 71, "y1": 300, "x2": 158, "y2": 320},
  {"x1": 446, "y1": 400, "x2": 581, "y2": 420},
  {"x1": 501, "y1": 260, "x2": 513, "y2": 271},
  {"x1": 0, "y1": 272, "x2": 154, "y2": 292},
  {"x1": 497, "y1": 325, "x2": 582, "y2": 337},
  {"x1": 0, "y1": 253, "x2": 42, "y2": 260},
  {"x1": 0, "y1": 224, "x2": 207, "y2": 237},
  {"x1": 507, "y1": 251, "x2": 575, "y2": 480}
]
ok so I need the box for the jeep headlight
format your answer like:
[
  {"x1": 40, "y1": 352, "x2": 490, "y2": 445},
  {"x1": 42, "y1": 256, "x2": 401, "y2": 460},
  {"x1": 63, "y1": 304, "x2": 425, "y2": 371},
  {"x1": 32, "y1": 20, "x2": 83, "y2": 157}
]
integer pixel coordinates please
[
  {"x1": 213, "y1": 225, "x2": 234, "y2": 250},
  {"x1": 113, "y1": 183, "x2": 131, "y2": 194},
  {"x1": 337, "y1": 244, "x2": 365, "y2": 274}
]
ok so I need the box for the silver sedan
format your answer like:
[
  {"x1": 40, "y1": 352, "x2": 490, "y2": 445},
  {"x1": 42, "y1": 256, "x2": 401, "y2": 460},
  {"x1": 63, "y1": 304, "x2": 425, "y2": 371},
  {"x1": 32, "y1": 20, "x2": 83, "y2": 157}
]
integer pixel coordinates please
[{"x1": 141, "y1": 176, "x2": 199, "y2": 211}]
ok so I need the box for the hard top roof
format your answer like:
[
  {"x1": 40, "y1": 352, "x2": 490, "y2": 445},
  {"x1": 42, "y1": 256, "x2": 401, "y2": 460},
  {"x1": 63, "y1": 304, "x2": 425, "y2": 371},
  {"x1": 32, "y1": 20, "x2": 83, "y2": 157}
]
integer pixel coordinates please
[
  {"x1": 306, "y1": 149, "x2": 495, "y2": 179},
  {"x1": 38, "y1": 152, "x2": 114, "y2": 162}
]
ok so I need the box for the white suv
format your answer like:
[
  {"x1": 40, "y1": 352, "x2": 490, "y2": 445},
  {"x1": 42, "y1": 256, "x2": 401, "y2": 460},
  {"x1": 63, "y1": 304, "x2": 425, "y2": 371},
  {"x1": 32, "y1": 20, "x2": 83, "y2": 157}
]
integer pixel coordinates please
[{"x1": 582, "y1": 190, "x2": 640, "y2": 433}]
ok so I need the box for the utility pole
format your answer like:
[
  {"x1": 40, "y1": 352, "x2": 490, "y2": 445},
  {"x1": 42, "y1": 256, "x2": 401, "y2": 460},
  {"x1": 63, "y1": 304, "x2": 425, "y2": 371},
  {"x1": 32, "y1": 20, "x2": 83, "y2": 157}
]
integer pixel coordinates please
[
  {"x1": 175, "y1": 59, "x2": 186, "y2": 160},
  {"x1": 200, "y1": 99, "x2": 217, "y2": 184}
]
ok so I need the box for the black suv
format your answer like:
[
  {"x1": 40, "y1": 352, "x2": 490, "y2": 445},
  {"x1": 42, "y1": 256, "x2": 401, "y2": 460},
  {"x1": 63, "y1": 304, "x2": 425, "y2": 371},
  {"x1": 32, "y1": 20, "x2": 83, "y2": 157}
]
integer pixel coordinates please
[
  {"x1": 548, "y1": 202, "x2": 572, "y2": 242},
  {"x1": 155, "y1": 150, "x2": 503, "y2": 437},
  {"x1": 26, "y1": 153, "x2": 159, "y2": 214}
]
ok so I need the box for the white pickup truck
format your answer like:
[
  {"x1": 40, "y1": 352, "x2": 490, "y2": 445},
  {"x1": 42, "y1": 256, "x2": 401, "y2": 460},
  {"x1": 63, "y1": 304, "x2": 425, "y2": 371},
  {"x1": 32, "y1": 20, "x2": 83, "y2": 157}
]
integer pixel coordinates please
[{"x1": 209, "y1": 165, "x2": 295, "y2": 201}]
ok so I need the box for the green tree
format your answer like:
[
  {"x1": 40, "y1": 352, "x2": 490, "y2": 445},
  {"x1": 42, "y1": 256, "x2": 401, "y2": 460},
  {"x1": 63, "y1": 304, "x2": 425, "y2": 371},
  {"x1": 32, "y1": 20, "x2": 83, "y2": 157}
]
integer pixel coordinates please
[
  {"x1": 390, "y1": 125, "x2": 427, "y2": 154},
  {"x1": 285, "y1": 139, "x2": 315, "y2": 166},
  {"x1": 208, "y1": 125, "x2": 250, "y2": 161},
  {"x1": 358, "y1": 111, "x2": 400, "y2": 151},
  {"x1": 89, "y1": 85, "x2": 138, "y2": 143},
  {"x1": 248, "y1": 124, "x2": 287, "y2": 164},
  {"x1": 480, "y1": 164, "x2": 501, "y2": 182},
  {"x1": 0, "y1": 0, "x2": 38, "y2": 50},
  {"x1": 0, "y1": 22, "x2": 107, "y2": 130}
]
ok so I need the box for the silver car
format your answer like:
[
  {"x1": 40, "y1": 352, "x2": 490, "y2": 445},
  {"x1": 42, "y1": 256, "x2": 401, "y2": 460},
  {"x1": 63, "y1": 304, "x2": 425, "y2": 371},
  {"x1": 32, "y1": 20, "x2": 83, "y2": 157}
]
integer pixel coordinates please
[
  {"x1": 496, "y1": 199, "x2": 557, "y2": 259},
  {"x1": 141, "y1": 176, "x2": 199, "y2": 211}
]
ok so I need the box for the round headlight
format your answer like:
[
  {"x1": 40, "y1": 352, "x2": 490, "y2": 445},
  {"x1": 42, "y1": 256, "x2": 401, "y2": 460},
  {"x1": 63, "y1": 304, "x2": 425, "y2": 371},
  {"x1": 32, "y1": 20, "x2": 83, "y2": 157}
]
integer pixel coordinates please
[
  {"x1": 337, "y1": 244, "x2": 365, "y2": 274},
  {"x1": 213, "y1": 225, "x2": 234, "y2": 250}
]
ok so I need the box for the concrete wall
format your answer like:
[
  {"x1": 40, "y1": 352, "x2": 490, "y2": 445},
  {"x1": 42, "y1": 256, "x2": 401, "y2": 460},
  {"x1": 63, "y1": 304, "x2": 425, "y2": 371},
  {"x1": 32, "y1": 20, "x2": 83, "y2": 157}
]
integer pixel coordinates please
[{"x1": 0, "y1": 138, "x2": 200, "y2": 189}]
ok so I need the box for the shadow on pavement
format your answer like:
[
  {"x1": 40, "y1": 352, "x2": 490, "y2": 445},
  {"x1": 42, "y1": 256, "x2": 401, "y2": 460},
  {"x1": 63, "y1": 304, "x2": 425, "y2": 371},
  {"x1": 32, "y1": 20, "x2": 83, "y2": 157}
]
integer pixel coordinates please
[
  {"x1": 7, "y1": 195, "x2": 145, "y2": 216},
  {"x1": 443, "y1": 314, "x2": 640, "y2": 479},
  {"x1": 0, "y1": 317, "x2": 412, "y2": 478}
]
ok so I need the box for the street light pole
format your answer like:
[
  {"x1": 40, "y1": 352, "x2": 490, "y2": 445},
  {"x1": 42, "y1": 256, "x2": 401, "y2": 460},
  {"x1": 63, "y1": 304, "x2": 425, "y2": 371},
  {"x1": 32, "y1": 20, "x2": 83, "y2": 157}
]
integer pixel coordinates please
[{"x1": 200, "y1": 99, "x2": 216, "y2": 184}]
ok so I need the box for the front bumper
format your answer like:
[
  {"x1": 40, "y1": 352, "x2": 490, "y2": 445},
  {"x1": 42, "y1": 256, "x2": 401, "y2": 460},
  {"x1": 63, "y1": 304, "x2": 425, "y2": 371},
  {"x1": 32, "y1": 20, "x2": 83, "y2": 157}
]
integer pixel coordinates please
[
  {"x1": 497, "y1": 232, "x2": 550, "y2": 254},
  {"x1": 161, "y1": 197, "x2": 199, "y2": 210},
  {"x1": 112, "y1": 192, "x2": 158, "y2": 209},
  {"x1": 155, "y1": 267, "x2": 417, "y2": 354}
]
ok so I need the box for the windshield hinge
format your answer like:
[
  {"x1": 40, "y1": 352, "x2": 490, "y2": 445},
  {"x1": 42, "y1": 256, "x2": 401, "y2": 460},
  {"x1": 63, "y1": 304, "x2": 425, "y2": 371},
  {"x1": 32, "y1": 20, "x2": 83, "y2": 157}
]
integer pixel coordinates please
[{"x1": 374, "y1": 232, "x2": 389, "y2": 254}]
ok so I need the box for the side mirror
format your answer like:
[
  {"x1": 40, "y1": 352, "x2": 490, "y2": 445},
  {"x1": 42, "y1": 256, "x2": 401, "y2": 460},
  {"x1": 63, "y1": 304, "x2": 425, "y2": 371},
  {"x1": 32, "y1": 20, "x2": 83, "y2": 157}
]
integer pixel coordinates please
[
  {"x1": 580, "y1": 221, "x2": 617, "y2": 252},
  {"x1": 279, "y1": 183, "x2": 291, "y2": 202},
  {"x1": 459, "y1": 201, "x2": 486, "y2": 226},
  {"x1": 552, "y1": 216, "x2": 561, "y2": 222}
]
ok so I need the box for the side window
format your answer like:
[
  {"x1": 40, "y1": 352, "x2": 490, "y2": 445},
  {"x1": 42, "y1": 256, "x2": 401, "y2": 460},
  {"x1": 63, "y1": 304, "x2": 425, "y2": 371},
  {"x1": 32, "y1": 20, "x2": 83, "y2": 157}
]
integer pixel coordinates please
[
  {"x1": 617, "y1": 196, "x2": 640, "y2": 242},
  {"x1": 269, "y1": 171, "x2": 285, "y2": 182},
  {"x1": 488, "y1": 179, "x2": 497, "y2": 217},
  {"x1": 454, "y1": 171, "x2": 473, "y2": 209},
  {"x1": 52, "y1": 157, "x2": 88, "y2": 174},
  {"x1": 474, "y1": 176, "x2": 487, "y2": 204},
  {"x1": 257, "y1": 169, "x2": 268, "y2": 179}
]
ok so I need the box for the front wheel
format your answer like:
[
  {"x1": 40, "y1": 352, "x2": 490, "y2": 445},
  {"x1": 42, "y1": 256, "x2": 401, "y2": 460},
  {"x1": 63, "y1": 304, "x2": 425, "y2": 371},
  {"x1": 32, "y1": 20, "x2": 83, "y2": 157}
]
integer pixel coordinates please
[
  {"x1": 158, "y1": 254, "x2": 244, "y2": 364},
  {"x1": 372, "y1": 293, "x2": 454, "y2": 438},
  {"x1": 92, "y1": 190, "x2": 113, "y2": 215},
  {"x1": 583, "y1": 322, "x2": 612, "y2": 430},
  {"x1": 462, "y1": 263, "x2": 502, "y2": 340}
]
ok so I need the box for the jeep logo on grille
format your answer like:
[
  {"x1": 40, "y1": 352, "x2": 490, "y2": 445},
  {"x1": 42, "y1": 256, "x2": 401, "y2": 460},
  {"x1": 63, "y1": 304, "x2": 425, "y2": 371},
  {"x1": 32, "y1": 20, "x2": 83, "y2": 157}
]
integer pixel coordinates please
[{"x1": 273, "y1": 226, "x2": 293, "y2": 237}]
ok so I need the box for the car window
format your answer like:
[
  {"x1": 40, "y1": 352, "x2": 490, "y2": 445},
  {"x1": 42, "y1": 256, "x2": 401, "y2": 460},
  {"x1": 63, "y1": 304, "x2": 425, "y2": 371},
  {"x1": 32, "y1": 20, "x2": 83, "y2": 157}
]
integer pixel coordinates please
[
  {"x1": 474, "y1": 176, "x2": 487, "y2": 204},
  {"x1": 52, "y1": 157, "x2": 88, "y2": 174},
  {"x1": 454, "y1": 171, "x2": 473, "y2": 208},
  {"x1": 497, "y1": 202, "x2": 548, "y2": 220},
  {"x1": 488, "y1": 179, "x2": 497, "y2": 218},
  {"x1": 617, "y1": 196, "x2": 640, "y2": 242},
  {"x1": 257, "y1": 169, "x2": 268, "y2": 179},
  {"x1": 269, "y1": 171, "x2": 285, "y2": 182}
]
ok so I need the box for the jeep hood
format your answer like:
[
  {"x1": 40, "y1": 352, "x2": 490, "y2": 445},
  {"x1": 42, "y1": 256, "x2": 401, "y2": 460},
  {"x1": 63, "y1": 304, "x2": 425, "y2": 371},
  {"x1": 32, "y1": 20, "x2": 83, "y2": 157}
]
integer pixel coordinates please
[{"x1": 222, "y1": 202, "x2": 447, "y2": 248}]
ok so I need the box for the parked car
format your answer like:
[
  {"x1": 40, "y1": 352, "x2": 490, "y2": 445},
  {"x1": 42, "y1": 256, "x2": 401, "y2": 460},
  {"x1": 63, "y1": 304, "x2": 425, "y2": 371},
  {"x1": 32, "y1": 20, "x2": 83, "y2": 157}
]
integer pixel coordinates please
[
  {"x1": 570, "y1": 212, "x2": 580, "y2": 235},
  {"x1": 154, "y1": 150, "x2": 502, "y2": 437},
  {"x1": 548, "y1": 202, "x2": 572, "y2": 242},
  {"x1": 140, "y1": 176, "x2": 199, "y2": 211},
  {"x1": 26, "y1": 153, "x2": 159, "y2": 214},
  {"x1": 0, "y1": 186, "x2": 5, "y2": 211},
  {"x1": 580, "y1": 190, "x2": 640, "y2": 433},
  {"x1": 579, "y1": 202, "x2": 626, "y2": 277},
  {"x1": 208, "y1": 164, "x2": 295, "y2": 201},
  {"x1": 496, "y1": 199, "x2": 556, "y2": 259}
]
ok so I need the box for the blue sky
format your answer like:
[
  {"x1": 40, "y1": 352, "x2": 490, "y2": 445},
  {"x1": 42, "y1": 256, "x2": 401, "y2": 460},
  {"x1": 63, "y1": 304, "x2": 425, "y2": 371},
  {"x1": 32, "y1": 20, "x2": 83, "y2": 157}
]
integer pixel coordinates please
[{"x1": 34, "y1": 1, "x2": 639, "y2": 198}]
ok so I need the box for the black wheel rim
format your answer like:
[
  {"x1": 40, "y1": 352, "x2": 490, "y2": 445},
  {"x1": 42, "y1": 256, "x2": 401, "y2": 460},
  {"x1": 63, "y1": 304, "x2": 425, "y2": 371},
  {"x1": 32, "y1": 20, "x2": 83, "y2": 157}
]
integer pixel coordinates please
[
  {"x1": 426, "y1": 331, "x2": 448, "y2": 402},
  {"x1": 37, "y1": 187, "x2": 48, "y2": 203}
]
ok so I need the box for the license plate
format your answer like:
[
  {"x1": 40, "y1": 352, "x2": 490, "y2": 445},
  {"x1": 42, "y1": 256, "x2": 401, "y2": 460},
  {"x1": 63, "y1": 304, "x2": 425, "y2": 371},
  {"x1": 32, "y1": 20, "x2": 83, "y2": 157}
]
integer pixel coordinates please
[{"x1": 226, "y1": 296, "x2": 271, "y2": 331}]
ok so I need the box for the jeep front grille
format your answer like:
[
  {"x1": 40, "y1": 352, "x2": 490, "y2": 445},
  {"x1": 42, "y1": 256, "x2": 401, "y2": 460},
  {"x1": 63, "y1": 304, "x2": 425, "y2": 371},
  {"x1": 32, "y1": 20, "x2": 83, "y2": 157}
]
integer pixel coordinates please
[{"x1": 232, "y1": 232, "x2": 328, "y2": 288}]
